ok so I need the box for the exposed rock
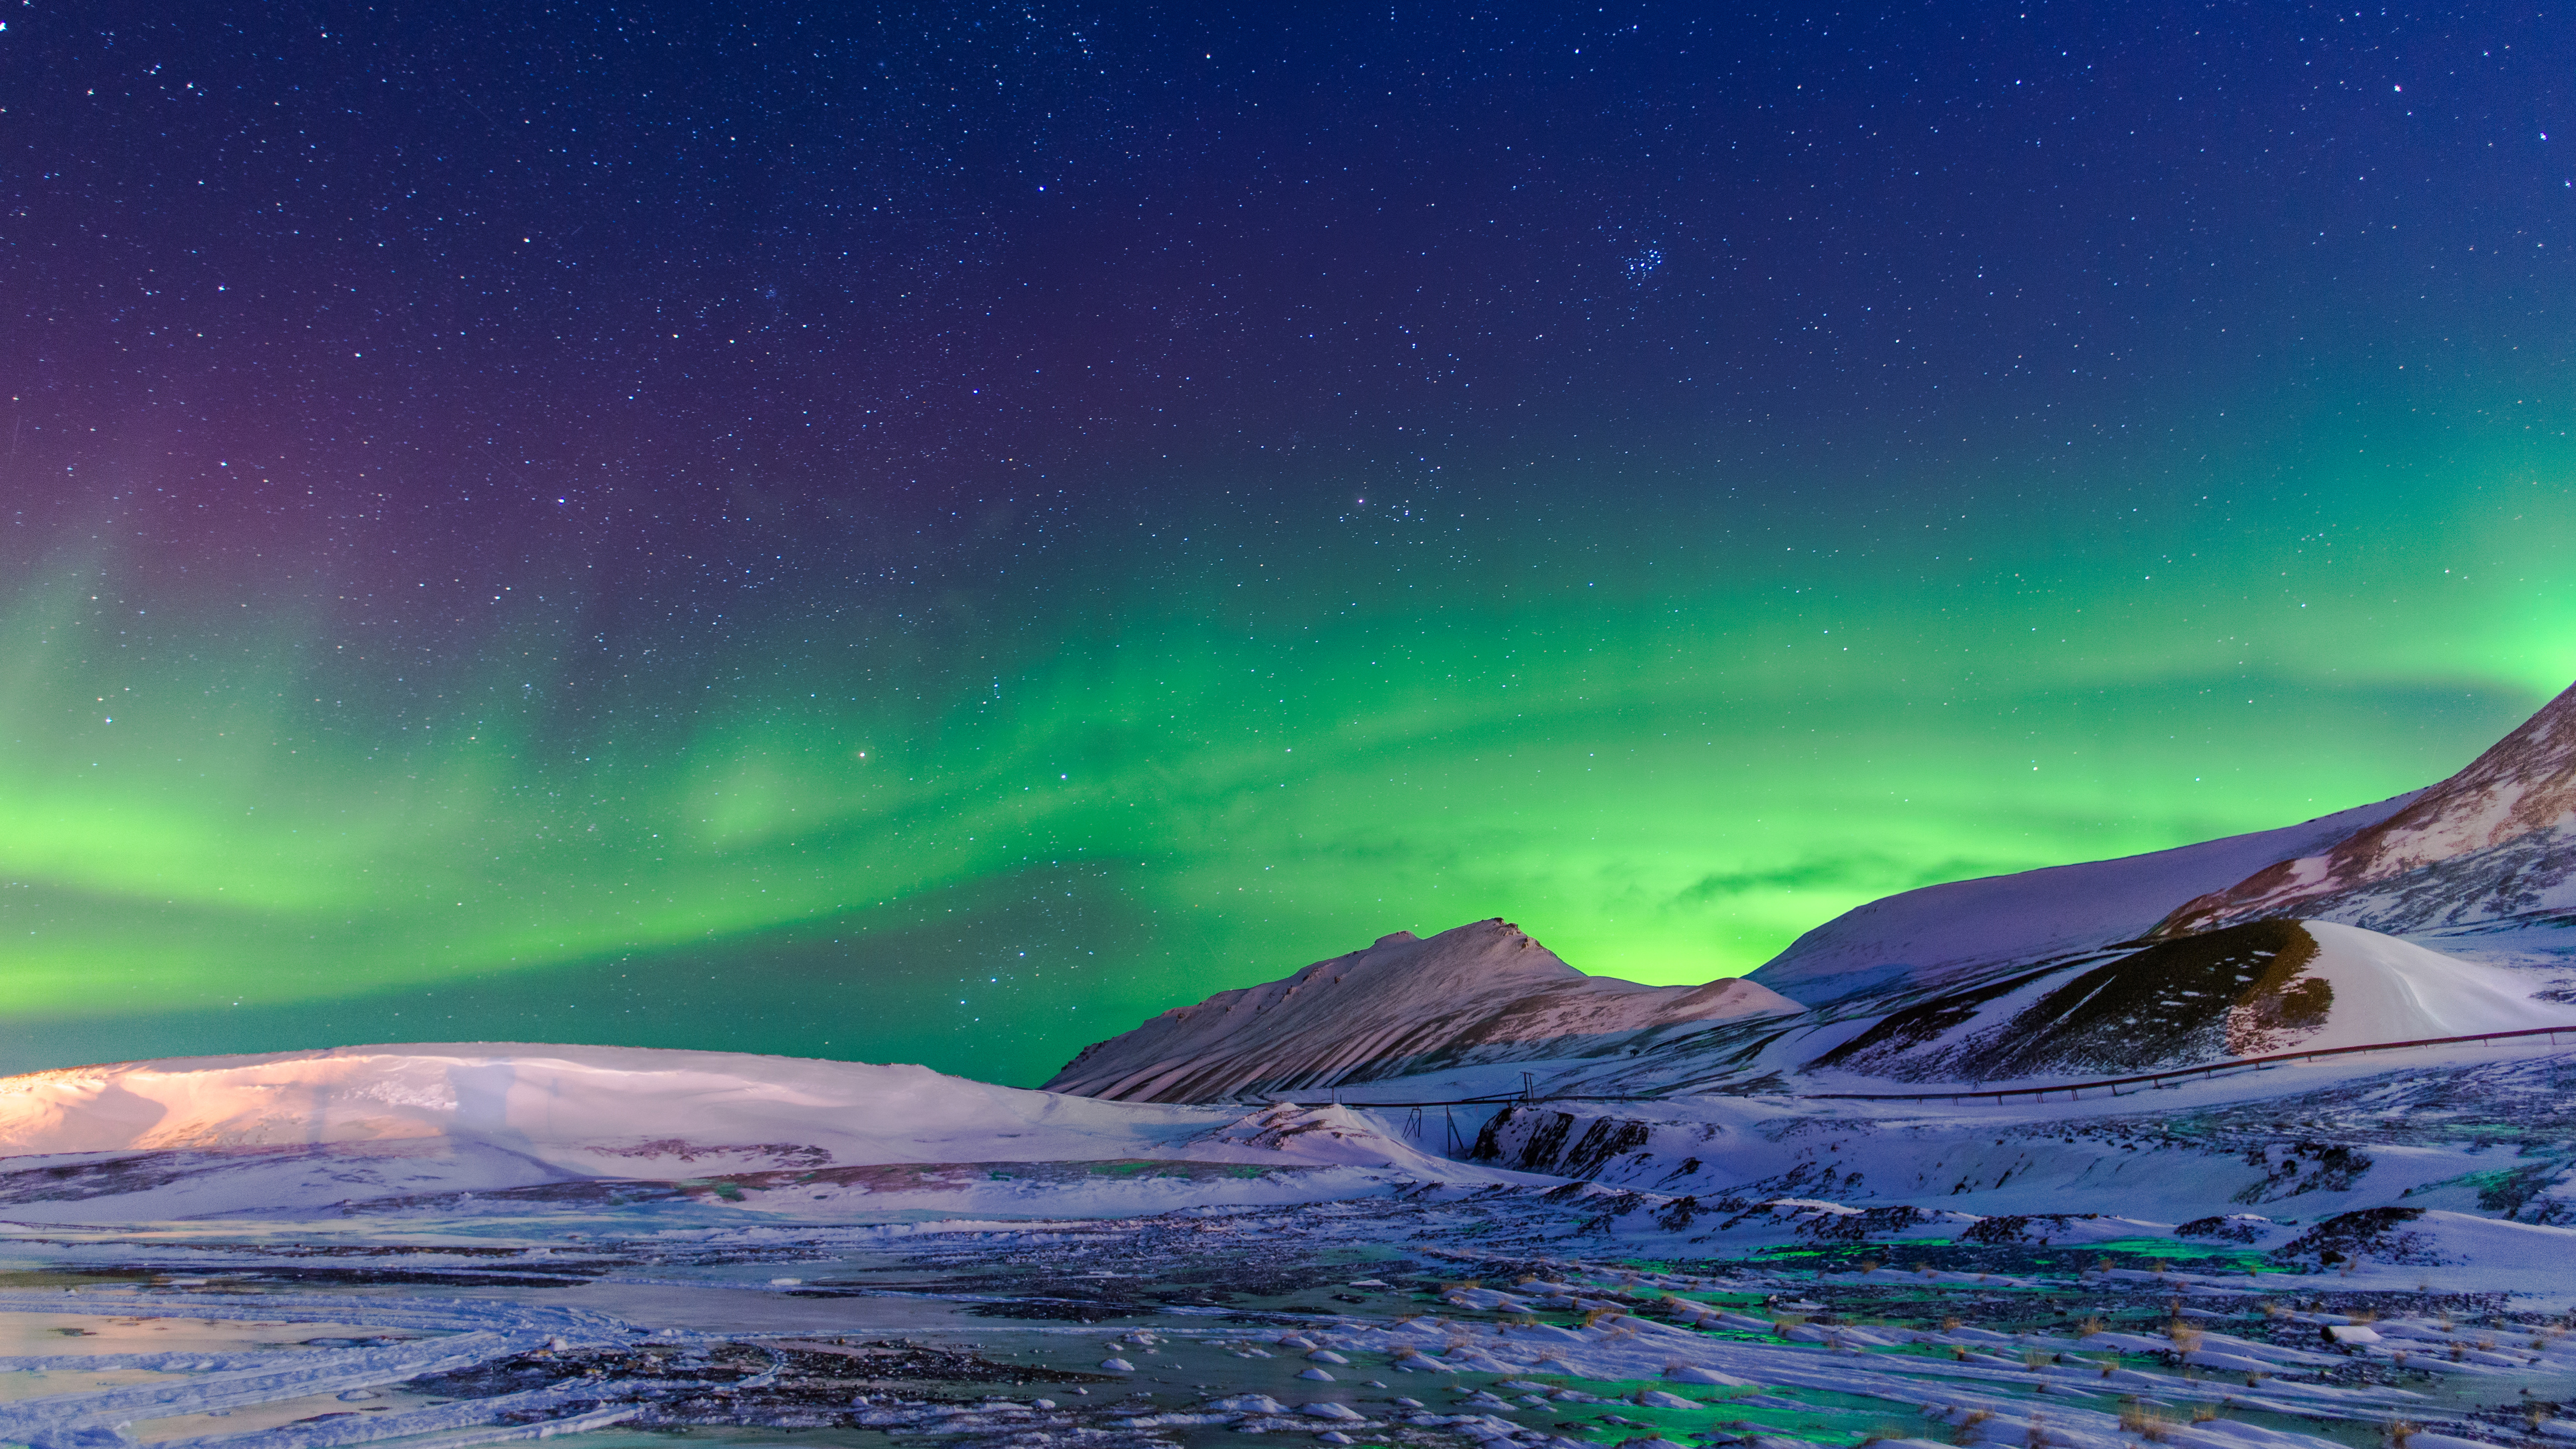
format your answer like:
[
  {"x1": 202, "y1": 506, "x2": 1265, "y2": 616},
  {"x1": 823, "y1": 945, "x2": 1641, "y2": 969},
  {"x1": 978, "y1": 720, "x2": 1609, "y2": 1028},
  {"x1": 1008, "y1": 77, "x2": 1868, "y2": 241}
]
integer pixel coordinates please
[
  {"x1": 2160, "y1": 680, "x2": 2576, "y2": 935},
  {"x1": 1043, "y1": 919, "x2": 1799, "y2": 1102}
]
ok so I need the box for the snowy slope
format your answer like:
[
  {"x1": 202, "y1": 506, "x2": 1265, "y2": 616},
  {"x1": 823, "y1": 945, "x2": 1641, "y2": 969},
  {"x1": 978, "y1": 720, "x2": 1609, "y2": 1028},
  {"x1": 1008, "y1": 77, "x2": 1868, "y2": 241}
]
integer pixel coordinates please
[
  {"x1": 1041, "y1": 918, "x2": 1801, "y2": 1102},
  {"x1": 1455, "y1": 1046, "x2": 2576, "y2": 1253},
  {"x1": 2162, "y1": 680, "x2": 2576, "y2": 934},
  {"x1": 1814, "y1": 919, "x2": 2576, "y2": 1083},
  {"x1": 0, "y1": 1043, "x2": 1229, "y2": 1169},
  {"x1": 2289, "y1": 920, "x2": 2568, "y2": 1044},
  {"x1": 1742, "y1": 793, "x2": 2421, "y2": 1007},
  {"x1": 0, "y1": 1044, "x2": 1526, "y2": 1222}
]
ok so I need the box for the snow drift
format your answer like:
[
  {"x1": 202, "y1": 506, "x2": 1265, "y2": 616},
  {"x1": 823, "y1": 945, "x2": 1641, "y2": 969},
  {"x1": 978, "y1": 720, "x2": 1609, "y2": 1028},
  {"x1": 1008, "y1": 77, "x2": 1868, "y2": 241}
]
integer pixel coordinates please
[{"x1": 1041, "y1": 918, "x2": 1801, "y2": 1103}]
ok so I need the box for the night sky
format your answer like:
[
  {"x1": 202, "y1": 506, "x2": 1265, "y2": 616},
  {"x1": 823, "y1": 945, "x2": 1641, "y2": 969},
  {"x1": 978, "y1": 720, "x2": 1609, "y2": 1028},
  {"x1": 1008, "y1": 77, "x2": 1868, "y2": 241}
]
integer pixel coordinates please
[{"x1": 4, "y1": 3, "x2": 2572, "y2": 1084}]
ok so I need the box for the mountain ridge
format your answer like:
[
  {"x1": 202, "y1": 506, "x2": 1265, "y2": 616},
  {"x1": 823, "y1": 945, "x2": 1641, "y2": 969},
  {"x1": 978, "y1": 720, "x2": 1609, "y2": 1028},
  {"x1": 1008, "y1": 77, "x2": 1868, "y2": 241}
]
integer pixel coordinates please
[
  {"x1": 2158, "y1": 679, "x2": 2576, "y2": 935},
  {"x1": 1047, "y1": 675, "x2": 2576, "y2": 1101},
  {"x1": 1040, "y1": 919, "x2": 1800, "y2": 1103}
]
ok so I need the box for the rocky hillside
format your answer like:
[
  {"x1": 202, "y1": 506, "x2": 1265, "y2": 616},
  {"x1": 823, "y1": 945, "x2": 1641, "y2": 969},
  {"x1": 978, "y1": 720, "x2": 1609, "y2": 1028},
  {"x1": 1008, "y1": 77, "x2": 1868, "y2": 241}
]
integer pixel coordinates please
[
  {"x1": 2159, "y1": 680, "x2": 2576, "y2": 935},
  {"x1": 1041, "y1": 919, "x2": 1800, "y2": 1102}
]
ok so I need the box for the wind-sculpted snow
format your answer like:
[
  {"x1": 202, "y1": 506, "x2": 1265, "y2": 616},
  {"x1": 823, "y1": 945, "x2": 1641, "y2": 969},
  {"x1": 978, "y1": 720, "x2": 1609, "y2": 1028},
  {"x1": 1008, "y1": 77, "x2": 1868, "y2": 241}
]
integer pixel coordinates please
[
  {"x1": 1044, "y1": 919, "x2": 1801, "y2": 1103},
  {"x1": 1455, "y1": 1044, "x2": 2576, "y2": 1252},
  {"x1": 0, "y1": 1201, "x2": 2541, "y2": 1449},
  {"x1": 2161, "y1": 680, "x2": 2576, "y2": 935},
  {"x1": 0, "y1": 1290, "x2": 637, "y2": 1449}
]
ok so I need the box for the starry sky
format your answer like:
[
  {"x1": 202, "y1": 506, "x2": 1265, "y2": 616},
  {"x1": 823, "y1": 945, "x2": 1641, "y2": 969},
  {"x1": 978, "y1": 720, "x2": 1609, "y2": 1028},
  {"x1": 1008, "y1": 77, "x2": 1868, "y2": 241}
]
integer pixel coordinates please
[{"x1": 4, "y1": 2, "x2": 2572, "y2": 1085}]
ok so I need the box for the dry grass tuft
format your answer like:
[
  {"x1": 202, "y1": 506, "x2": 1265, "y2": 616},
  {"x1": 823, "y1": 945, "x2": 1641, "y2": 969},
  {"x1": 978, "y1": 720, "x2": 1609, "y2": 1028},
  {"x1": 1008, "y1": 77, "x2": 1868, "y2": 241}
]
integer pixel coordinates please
[
  {"x1": 2118, "y1": 1402, "x2": 2172, "y2": 1442},
  {"x1": 1949, "y1": 1407, "x2": 1996, "y2": 1445},
  {"x1": 2166, "y1": 1321, "x2": 2205, "y2": 1354}
]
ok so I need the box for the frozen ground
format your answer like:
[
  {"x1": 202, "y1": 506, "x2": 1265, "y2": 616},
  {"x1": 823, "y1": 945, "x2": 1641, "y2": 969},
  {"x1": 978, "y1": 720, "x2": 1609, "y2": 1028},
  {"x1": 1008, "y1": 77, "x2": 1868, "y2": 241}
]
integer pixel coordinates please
[
  {"x1": 0, "y1": 1178, "x2": 2570, "y2": 1449},
  {"x1": 4, "y1": 951, "x2": 2574, "y2": 1449},
  {"x1": 5, "y1": 1045, "x2": 2576, "y2": 1449}
]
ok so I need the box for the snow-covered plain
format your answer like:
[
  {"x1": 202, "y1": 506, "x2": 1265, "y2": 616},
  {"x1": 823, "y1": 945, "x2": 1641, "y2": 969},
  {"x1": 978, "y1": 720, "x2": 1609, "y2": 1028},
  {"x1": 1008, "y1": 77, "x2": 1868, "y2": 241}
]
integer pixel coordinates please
[
  {"x1": 3, "y1": 1034, "x2": 2575, "y2": 1449},
  {"x1": 0, "y1": 1045, "x2": 1565, "y2": 1227}
]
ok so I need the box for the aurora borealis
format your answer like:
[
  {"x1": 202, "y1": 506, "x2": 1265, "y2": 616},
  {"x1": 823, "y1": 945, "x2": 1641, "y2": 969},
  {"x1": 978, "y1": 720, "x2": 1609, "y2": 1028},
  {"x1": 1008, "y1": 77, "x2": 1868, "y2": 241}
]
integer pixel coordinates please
[{"x1": 4, "y1": 5, "x2": 2573, "y2": 1085}]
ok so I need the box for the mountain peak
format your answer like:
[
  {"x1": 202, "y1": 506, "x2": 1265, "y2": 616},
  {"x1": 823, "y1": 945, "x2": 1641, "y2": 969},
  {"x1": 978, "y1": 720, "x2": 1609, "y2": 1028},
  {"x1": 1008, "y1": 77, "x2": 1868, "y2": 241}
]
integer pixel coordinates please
[
  {"x1": 2158, "y1": 679, "x2": 2576, "y2": 935},
  {"x1": 1044, "y1": 919, "x2": 1799, "y2": 1102}
]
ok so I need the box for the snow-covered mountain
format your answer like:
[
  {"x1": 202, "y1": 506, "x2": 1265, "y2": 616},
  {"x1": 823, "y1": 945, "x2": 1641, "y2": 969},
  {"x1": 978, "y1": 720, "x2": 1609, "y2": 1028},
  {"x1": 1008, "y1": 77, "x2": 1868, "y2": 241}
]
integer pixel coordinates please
[
  {"x1": 2159, "y1": 679, "x2": 2576, "y2": 935},
  {"x1": 1810, "y1": 917, "x2": 2570, "y2": 1083},
  {"x1": 1740, "y1": 792, "x2": 2421, "y2": 1007},
  {"x1": 1044, "y1": 681, "x2": 2576, "y2": 1104},
  {"x1": 1040, "y1": 919, "x2": 1800, "y2": 1103}
]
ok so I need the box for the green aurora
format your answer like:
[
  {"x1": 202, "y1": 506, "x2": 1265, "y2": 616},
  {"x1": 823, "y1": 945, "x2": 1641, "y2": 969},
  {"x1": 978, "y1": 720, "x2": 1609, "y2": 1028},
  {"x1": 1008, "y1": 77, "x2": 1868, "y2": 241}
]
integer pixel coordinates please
[
  {"x1": 6, "y1": 404, "x2": 2570, "y2": 1085},
  {"x1": 12, "y1": 1, "x2": 2576, "y2": 1083}
]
